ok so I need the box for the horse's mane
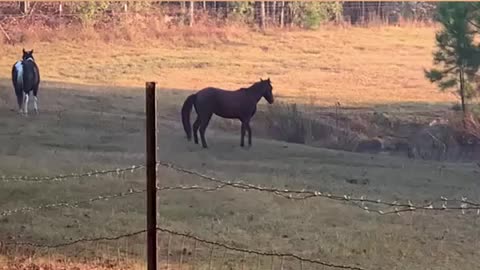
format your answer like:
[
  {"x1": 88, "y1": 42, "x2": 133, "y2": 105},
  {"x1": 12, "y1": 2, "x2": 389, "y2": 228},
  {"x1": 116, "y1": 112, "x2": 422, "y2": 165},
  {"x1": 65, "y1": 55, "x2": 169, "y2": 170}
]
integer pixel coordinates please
[{"x1": 241, "y1": 81, "x2": 264, "y2": 92}]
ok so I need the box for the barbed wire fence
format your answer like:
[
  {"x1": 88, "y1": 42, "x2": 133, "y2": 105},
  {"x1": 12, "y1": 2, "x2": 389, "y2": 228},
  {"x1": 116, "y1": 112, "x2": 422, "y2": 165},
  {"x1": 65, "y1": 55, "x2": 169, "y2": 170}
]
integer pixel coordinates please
[
  {"x1": 2, "y1": 161, "x2": 479, "y2": 216},
  {"x1": 1, "y1": 158, "x2": 479, "y2": 269}
]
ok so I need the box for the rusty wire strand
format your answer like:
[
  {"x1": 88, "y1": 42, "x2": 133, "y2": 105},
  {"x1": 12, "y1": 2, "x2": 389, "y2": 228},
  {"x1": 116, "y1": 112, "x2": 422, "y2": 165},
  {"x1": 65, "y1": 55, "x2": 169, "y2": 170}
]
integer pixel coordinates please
[
  {"x1": 0, "y1": 185, "x2": 227, "y2": 217},
  {"x1": 1, "y1": 161, "x2": 479, "y2": 215},
  {"x1": 2, "y1": 227, "x2": 366, "y2": 270},
  {"x1": 157, "y1": 161, "x2": 480, "y2": 215},
  {"x1": 0, "y1": 165, "x2": 144, "y2": 183}
]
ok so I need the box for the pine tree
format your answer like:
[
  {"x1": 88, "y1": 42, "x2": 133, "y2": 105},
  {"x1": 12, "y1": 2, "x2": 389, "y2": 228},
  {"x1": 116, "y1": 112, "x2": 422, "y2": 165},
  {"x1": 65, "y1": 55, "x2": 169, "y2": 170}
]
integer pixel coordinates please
[{"x1": 425, "y1": 2, "x2": 480, "y2": 114}]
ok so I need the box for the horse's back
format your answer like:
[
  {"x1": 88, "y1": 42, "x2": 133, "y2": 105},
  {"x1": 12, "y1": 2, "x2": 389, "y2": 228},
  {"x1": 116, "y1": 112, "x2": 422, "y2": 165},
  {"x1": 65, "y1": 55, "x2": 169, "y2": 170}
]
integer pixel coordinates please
[
  {"x1": 197, "y1": 87, "x2": 229, "y2": 95},
  {"x1": 195, "y1": 87, "x2": 255, "y2": 119},
  {"x1": 22, "y1": 61, "x2": 40, "y2": 93}
]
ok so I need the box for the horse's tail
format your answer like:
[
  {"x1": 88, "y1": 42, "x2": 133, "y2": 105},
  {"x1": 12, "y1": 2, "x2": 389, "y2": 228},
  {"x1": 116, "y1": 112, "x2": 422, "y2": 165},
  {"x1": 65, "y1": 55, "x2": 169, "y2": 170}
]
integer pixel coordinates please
[
  {"x1": 181, "y1": 94, "x2": 197, "y2": 141},
  {"x1": 31, "y1": 61, "x2": 40, "y2": 96},
  {"x1": 12, "y1": 62, "x2": 23, "y2": 108}
]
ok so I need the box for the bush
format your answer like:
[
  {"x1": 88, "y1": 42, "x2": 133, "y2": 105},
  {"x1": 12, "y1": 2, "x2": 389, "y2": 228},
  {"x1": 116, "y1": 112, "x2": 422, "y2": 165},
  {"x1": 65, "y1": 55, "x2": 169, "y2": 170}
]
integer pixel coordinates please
[
  {"x1": 264, "y1": 102, "x2": 308, "y2": 144},
  {"x1": 74, "y1": 1, "x2": 110, "y2": 25},
  {"x1": 229, "y1": 1, "x2": 255, "y2": 24},
  {"x1": 264, "y1": 101, "x2": 365, "y2": 150},
  {"x1": 449, "y1": 113, "x2": 480, "y2": 143},
  {"x1": 291, "y1": 2, "x2": 343, "y2": 29}
]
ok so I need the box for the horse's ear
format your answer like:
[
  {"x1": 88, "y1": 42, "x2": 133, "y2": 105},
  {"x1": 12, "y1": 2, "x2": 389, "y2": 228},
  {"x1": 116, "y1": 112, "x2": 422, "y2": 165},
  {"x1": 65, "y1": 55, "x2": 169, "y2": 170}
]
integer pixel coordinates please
[
  {"x1": 30, "y1": 49, "x2": 34, "y2": 54},
  {"x1": 267, "y1": 77, "x2": 271, "y2": 82},
  {"x1": 22, "y1": 48, "x2": 26, "y2": 54}
]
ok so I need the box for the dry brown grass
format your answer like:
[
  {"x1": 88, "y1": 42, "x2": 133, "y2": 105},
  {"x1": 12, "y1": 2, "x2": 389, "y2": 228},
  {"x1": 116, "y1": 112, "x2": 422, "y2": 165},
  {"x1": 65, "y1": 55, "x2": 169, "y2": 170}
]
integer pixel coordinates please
[{"x1": 0, "y1": 20, "x2": 453, "y2": 107}]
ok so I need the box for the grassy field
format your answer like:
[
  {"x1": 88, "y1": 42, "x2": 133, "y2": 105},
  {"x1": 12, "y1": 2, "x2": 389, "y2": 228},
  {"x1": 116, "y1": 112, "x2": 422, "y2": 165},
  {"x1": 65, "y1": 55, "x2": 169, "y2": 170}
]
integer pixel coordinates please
[
  {"x1": 0, "y1": 26, "x2": 455, "y2": 106},
  {"x1": 0, "y1": 26, "x2": 479, "y2": 270}
]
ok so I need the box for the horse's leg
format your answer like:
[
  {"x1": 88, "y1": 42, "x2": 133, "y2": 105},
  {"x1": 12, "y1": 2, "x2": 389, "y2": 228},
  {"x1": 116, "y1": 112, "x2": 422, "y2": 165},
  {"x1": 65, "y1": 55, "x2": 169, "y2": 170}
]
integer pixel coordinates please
[
  {"x1": 199, "y1": 113, "x2": 212, "y2": 149},
  {"x1": 246, "y1": 121, "x2": 252, "y2": 147},
  {"x1": 33, "y1": 96, "x2": 38, "y2": 114},
  {"x1": 33, "y1": 79, "x2": 39, "y2": 114},
  {"x1": 16, "y1": 92, "x2": 23, "y2": 114},
  {"x1": 193, "y1": 117, "x2": 200, "y2": 144},
  {"x1": 33, "y1": 91, "x2": 39, "y2": 114},
  {"x1": 240, "y1": 121, "x2": 246, "y2": 147},
  {"x1": 23, "y1": 92, "x2": 29, "y2": 115}
]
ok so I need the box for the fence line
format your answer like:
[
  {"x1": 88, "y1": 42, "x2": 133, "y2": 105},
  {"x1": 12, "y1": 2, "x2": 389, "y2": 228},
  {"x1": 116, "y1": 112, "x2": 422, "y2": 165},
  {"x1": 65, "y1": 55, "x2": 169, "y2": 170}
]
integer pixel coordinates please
[
  {"x1": 157, "y1": 161, "x2": 480, "y2": 215},
  {"x1": 0, "y1": 184, "x2": 228, "y2": 217},
  {"x1": 2, "y1": 172, "x2": 479, "y2": 217},
  {"x1": 2, "y1": 227, "x2": 366, "y2": 270},
  {"x1": 0, "y1": 165, "x2": 144, "y2": 183},
  {"x1": 1, "y1": 161, "x2": 479, "y2": 216},
  {"x1": 0, "y1": 146, "x2": 475, "y2": 268},
  {"x1": 2, "y1": 167, "x2": 475, "y2": 268}
]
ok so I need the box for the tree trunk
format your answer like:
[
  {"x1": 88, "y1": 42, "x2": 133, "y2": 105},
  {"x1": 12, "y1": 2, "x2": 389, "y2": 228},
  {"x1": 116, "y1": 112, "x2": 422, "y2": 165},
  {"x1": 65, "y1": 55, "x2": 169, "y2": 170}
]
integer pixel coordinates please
[
  {"x1": 361, "y1": 1, "x2": 365, "y2": 24},
  {"x1": 181, "y1": 1, "x2": 186, "y2": 25},
  {"x1": 265, "y1": 1, "x2": 269, "y2": 23},
  {"x1": 460, "y1": 68, "x2": 467, "y2": 115},
  {"x1": 280, "y1": 1, "x2": 285, "y2": 28},
  {"x1": 59, "y1": 2, "x2": 63, "y2": 15},
  {"x1": 189, "y1": 1, "x2": 194, "y2": 27},
  {"x1": 260, "y1": 1, "x2": 266, "y2": 30},
  {"x1": 203, "y1": 1, "x2": 206, "y2": 11},
  {"x1": 21, "y1": 1, "x2": 29, "y2": 14},
  {"x1": 213, "y1": 1, "x2": 217, "y2": 19},
  {"x1": 225, "y1": 1, "x2": 229, "y2": 19},
  {"x1": 273, "y1": 1, "x2": 277, "y2": 26},
  {"x1": 290, "y1": 2, "x2": 295, "y2": 27},
  {"x1": 377, "y1": 1, "x2": 382, "y2": 21},
  {"x1": 124, "y1": 2, "x2": 128, "y2": 13}
]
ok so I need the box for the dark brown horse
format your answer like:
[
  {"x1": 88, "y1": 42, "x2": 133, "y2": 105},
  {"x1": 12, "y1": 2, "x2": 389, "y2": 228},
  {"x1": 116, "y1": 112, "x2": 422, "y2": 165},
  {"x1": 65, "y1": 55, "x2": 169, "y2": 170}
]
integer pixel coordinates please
[{"x1": 181, "y1": 78, "x2": 274, "y2": 148}]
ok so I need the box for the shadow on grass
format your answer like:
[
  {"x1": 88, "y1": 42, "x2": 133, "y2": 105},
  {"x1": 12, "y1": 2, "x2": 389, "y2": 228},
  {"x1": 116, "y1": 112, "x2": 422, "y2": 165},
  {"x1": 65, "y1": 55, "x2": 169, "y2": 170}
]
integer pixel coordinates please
[{"x1": 0, "y1": 77, "x2": 476, "y2": 162}]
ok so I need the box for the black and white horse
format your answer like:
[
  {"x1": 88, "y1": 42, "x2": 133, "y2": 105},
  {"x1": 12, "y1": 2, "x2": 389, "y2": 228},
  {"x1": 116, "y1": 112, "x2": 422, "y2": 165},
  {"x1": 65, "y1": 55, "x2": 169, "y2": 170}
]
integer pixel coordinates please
[{"x1": 12, "y1": 49, "x2": 41, "y2": 115}]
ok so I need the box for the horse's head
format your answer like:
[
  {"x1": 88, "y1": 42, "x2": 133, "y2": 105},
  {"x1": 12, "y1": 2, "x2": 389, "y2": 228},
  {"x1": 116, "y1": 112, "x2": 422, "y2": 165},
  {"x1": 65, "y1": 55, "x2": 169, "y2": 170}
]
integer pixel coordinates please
[
  {"x1": 259, "y1": 78, "x2": 274, "y2": 104},
  {"x1": 22, "y1": 48, "x2": 35, "y2": 62}
]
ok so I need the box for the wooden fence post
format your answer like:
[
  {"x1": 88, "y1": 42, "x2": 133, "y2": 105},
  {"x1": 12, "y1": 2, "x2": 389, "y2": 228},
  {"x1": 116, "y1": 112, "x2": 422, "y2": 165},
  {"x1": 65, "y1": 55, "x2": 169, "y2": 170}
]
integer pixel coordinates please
[{"x1": 146, "y1": 82, "x2": 157, "y2": 270}]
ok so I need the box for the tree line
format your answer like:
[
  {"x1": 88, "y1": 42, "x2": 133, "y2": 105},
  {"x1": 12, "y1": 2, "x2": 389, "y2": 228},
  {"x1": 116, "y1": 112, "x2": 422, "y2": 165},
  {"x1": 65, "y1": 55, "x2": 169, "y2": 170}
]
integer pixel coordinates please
[{"x1": 5, "y1": 1, "x2": 437, "y2": 29}]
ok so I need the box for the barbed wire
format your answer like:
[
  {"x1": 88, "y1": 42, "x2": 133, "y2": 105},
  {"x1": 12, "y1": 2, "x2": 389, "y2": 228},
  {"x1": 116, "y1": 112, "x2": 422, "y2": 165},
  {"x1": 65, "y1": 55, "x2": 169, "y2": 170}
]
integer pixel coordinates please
[
  {"x1": 0, "y1": 184, "x2": 227, "y2": 217},
  {"x1": 157, "y1": 161, "x2": 480, "y2": 216},
  {"x1": 2, "y1": 230, "x2": 147, "y2": 249},
  {"x1": 1, "y1": 161, "x2": 479, "y2": 215},
  {"x1": 0, "y1": 165, "x2": 144, "y2": 183},
  {"x1": 157, "y1": 227, "x2": 366, "y2": 270},
  {"x1": 2, "y1": 227, "x2": 366, "y2": 270},
  {"x1": 0, "y1": 188, "x2": 144, "y2": 217}
]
